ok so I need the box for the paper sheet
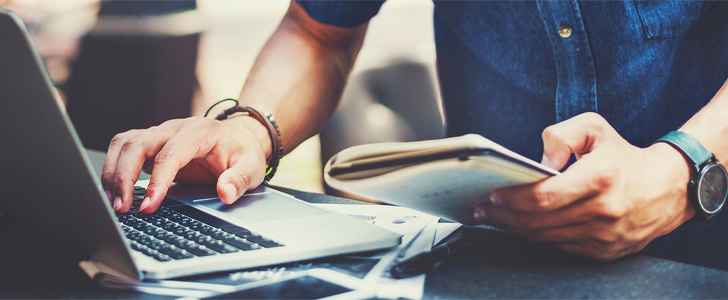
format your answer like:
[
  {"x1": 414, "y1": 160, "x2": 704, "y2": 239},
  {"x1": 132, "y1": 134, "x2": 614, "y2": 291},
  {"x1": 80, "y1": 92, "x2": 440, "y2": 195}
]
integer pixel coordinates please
[
  {"x1": 316, "y1": 204, "x2": 440, "y2": 300},
  {"x1": 434, "y1": 222, "x2": 462, "y2": 245}
]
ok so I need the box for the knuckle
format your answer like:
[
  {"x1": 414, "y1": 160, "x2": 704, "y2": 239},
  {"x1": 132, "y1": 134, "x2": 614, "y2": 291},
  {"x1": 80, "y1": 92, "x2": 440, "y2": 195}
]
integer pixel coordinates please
[
  {"x1": 593, "y1": 168, "x2": 615, "y2": 189},
  {"x1": 593, "y1": 231, "x2": 620, "y2": 246},
  {"x1": 101, "y1": 170, "x2": 115, "y2": 182},
  {"x1": 146, "y1": 182, "x2": 167, "y2": 194},
  {"x1": 110, "y1": 131, "x2": 134, "y2": 147},
  {"x1": 531, "y1": 188, "x2": 554, "y2": 211},
  {"x1": 581, "y1": 112, "x2": 610, "y2": 132},
  {"x1": 109, "y1": 134, "x2": 125, "y2": 146},
  {"x1": 120, "y1": 137, "x2": 144, "y2": 151},
  {"x1": 154, "y1": 148, "x2": 177, "y2": 165},
  {"x1": 581, "y1": 112, "x2": 606, "y2": 124},
  {"x1": 594, "y1": 200, "x2": 626, "y2": 220},
  {"x1": 541, "y1": 126, "x2": 560, "y2": 141},
  {"x1": 237, "y1": 171, "x2": 253, "y2": 188},
  {"x1": 112, "y1": 174, "x2": 128, "y2": 187}
]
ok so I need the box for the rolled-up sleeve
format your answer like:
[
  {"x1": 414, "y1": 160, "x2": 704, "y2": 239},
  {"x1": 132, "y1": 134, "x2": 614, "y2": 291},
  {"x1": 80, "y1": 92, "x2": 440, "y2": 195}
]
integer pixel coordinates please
[{"x1": 295, "y1": 0, "x2": 386, "y2": 28}]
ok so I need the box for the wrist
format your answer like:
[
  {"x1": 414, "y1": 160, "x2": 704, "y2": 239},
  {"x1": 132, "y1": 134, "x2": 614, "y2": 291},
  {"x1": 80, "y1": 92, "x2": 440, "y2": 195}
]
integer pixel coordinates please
[
  {"x1": 206, "y1": 98, "x2": 284, "y2": 180},
  {"x1": 647, "y1": 142, "x2": 697, "y2": 221},
  {"x1": 226, "y1": 116, "x2": 273, "y2": 161}
]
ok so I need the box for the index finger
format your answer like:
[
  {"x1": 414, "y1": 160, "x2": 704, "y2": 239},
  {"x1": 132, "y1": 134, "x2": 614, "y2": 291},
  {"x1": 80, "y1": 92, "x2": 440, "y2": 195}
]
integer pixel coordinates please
[
  {"x1": 492, "y1": 156, "x2": 610, "y2": 212},
  {"x1": 140, "y1": 134, "x2": 208, "y2": 214}
]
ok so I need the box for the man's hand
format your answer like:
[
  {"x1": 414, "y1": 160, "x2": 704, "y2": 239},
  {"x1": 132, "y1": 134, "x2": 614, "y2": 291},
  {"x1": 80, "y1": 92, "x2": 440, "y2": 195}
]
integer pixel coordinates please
[
  {"x1": 473, "y1": 112, "x2": 696, "y2": 261},
  {"x1": 101, "y1": 116, "x2": 271, "y2": 214}
]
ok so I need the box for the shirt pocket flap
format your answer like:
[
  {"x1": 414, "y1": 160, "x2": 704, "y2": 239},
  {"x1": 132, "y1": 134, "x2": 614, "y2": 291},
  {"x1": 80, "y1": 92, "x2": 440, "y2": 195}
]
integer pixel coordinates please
[{"x1": 634, "y1": 0, "x2": 707, "y2": 39}]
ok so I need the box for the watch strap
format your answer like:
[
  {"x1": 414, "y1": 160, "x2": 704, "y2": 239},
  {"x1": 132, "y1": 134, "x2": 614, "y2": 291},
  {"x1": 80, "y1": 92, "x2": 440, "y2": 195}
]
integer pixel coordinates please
[{"x1": 655, "y1": 131, "x2": 714, "y2": 171}]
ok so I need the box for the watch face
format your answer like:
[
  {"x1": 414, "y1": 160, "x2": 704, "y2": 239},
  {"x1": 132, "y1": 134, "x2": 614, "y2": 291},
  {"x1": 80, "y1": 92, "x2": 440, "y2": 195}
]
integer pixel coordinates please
[{"x1": 697, "y1": 164, "x2": 728, "y2": 214}]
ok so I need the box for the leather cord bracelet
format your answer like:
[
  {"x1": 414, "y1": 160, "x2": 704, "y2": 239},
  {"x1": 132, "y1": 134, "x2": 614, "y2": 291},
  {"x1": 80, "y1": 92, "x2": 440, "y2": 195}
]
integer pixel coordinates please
[{"x1": 204, "y1": 98, "x2": 283, "y2": 181}]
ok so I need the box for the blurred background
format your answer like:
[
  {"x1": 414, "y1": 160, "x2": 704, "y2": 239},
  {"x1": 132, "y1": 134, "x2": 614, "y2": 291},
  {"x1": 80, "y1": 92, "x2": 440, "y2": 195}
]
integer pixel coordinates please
[{"x1": 1, "y1": 0, "x2": 443, "y2": 194}]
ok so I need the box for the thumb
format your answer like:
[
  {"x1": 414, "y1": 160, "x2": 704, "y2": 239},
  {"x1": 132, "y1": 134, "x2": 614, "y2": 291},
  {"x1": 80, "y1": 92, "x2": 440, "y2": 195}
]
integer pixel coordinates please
[{"x1": 216, "y1": 156, "x2": 266, "y2": 204}]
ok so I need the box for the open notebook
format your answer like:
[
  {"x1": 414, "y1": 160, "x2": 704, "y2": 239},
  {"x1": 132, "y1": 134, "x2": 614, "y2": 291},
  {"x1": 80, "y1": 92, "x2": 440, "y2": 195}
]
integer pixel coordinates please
[{"x1": 324, "y1": 134, "x2": 560, "y2": 224}]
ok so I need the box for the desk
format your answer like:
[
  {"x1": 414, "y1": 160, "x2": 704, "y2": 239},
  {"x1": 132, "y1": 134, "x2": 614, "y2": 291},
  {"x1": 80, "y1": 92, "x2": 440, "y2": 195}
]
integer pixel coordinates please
[{"x1": 1, "y1": 150, "x2": 728, "y2": 299}]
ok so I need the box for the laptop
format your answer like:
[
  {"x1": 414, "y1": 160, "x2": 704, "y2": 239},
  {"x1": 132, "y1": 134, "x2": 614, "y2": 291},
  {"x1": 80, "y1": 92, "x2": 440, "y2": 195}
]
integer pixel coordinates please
[{"x1": 0, "y1": 8, "x2": 401, "y2": 280}]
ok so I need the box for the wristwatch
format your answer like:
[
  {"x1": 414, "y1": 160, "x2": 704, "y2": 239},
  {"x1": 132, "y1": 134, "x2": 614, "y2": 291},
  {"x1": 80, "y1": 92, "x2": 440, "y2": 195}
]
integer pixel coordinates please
[{"x1": 655, "y1": 131, "x2": 728, "y2": 220}]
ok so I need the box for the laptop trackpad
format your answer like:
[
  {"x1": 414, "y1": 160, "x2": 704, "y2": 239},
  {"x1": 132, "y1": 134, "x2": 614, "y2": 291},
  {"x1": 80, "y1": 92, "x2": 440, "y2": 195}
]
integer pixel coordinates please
[{"x1": 196, "y1": 191, "x2": 328, "y2": 223}]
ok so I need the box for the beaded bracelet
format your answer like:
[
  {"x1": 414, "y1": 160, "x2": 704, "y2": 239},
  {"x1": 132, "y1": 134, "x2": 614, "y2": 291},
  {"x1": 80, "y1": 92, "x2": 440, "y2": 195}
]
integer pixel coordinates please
[{"x1": 204, "y1": 98, "x2": 283, "y2": 181}]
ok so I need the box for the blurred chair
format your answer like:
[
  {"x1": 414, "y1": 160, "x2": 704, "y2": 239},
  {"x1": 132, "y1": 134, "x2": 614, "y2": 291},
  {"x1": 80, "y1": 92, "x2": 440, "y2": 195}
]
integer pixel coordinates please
[
  {"x1": 320, "y1": 59, "x2": 444, "y2": 194},
  {"x1": 64, "y1": 0, "x2": 202, "y2": 151}
]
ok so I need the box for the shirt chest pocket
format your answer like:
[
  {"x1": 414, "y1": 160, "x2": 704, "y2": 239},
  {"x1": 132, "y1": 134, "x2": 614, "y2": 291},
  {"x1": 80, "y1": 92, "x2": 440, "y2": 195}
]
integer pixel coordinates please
[{"x1": 633, "y1": 0, "x2": 708, "y2": 39}]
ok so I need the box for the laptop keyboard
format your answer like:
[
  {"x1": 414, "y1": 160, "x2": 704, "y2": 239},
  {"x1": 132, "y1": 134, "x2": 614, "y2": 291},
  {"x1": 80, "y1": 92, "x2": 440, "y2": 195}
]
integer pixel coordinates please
[{"x1": 117, "y1": 186, "x2": 284, "y2": 262}]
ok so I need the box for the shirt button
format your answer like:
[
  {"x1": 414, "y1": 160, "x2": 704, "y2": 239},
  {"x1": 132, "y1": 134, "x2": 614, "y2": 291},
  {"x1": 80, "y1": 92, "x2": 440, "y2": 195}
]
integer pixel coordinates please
[{"x1": 558, "y1": 24, "x2": 572, "y2": 38}]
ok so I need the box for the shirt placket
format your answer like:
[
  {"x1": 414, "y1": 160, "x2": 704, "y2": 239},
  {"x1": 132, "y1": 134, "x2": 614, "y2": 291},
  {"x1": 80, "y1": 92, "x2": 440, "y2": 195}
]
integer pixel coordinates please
[{"x1": 536, "y1": 0, "x2": 598, "y2": 122}]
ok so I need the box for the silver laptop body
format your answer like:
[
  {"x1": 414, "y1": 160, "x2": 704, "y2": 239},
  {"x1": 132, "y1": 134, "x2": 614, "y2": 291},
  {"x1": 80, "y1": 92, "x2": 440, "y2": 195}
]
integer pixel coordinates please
[{"x1": 0, "y1": 9, "x2": 401, "y2": 280}]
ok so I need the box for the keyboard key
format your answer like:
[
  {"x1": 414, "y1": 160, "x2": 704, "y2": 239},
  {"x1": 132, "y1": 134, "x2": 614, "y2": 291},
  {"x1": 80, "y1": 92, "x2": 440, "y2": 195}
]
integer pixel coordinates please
[
  {"x1": 210, "y1": 231, "x2": 234, "y2": 240},
  {"x1": 138, "y1": 215, "x2": 162, "y2": 222},
  {"x1": 172, "y1": 226, "x2": 188, "y2": 236},
  {"x1": 129, "y1": 241, "x2": 142, "y2": 251},
  {"x1": 161, "y1": 221, "x2": 179, "y2": 231},
  {"x1": 151, "y1": 219, "x2": 168, "y2": 227},
  {"x1": 201, "y1": 239, "x2": 238, "y2": 253},
  {"x1": 258, "y1": 240, "x2": 283, "y2": 248},
  {"x1": 222, "y1": 244, "x2": 239, "y2": 253},
  {"x1": 171, "y1": 205, "x2": 234, "y2": 228},
  {"x1": 222, "y1": 226, "x2": 250, "y2": 234},
  {"x1": 223, "y1": 237, "x2": 260, "y2": 251},
  {"x1": 177, "y1": 216, "x2": 193, "y2": 224},
  {"x1": 183, "y1": 230, "x2": 202, "y2": 240},
  {"x1": 140, "y1": 224, "x2": 158, "y2": 235},
  {"x1": 164, "y1": 235, "x2": 189, "y2": 248},
  {"x1": 126, "y1": 231, "x2": 141, "y2": 240},
  {"x1": 130, "y1": 222, "x2": 148, "y2": 230},
  {"x1": 153, "y1": 244, "x2": 176, "y2": 254},
  {"x1": 168, "y1": 250, "x2": 194, "y2": 260},
  {"x1": 152, "y1": 253, "x2": 172, "y2": 262},
  {"x1": 149, "y1": 239, "x2": 166, "y2": 250},
  {"x1": 137, "y1": 237, "x2": 155, "y2": 247},
  {"x1": 161, "y1": 198, "x2": 184, "y2": 207},
  {"x1": 245, "y1": 236, "x2": 283, "y2": 248},
  {"x1": 183, "y1": 244, "x2": 215, "y2": 257},
  {"x1": 167, "y1": 214, "x2": 185, "y2": 222},
  {"x1": 140, "y1": 246, "x2": 157, "y2": 257},
  {"x1": 186, "y1": 221, "x2": 204, "y2": 231},
  {"x1": 158, "y1": 209, "x2": 177, "y2": 218},
  {"x1": 159, "y1": 246, "x2": 190, "y2": 259},
  {"x1": 199, "y1": 225, "x2": 218, "y2": 236},
  {"x1": 234, "y1": 231, "x2": 258, "y2": 239},
  {"x1": 192, "y1": 235, "x2": 212, "y2": 245},
  {"x1": 151, "y1": 229, "x2": 168, "y2": 239}
]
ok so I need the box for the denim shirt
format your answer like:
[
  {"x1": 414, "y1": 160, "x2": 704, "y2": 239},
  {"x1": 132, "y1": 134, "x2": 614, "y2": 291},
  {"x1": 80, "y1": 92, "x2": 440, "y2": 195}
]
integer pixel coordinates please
[{"x1": 297, "y1": 0, "x2": 728, "y2": 162}]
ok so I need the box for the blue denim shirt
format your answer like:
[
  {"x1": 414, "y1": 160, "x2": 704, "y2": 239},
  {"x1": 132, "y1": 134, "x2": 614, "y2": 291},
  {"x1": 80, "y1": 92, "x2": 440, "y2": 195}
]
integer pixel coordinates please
[{"x1": 297, "y1": 0, "x2": 728, "y2": 162}]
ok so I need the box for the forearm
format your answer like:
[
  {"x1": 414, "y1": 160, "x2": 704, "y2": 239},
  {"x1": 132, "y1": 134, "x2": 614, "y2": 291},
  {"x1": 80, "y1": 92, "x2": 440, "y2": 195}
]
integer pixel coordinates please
[
  {"x1": 680, "y1": 78, "x2": 728, "y2": 164},
  {"x1": 236, "y1": 1, "x2": 367, "y2": 157}
]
